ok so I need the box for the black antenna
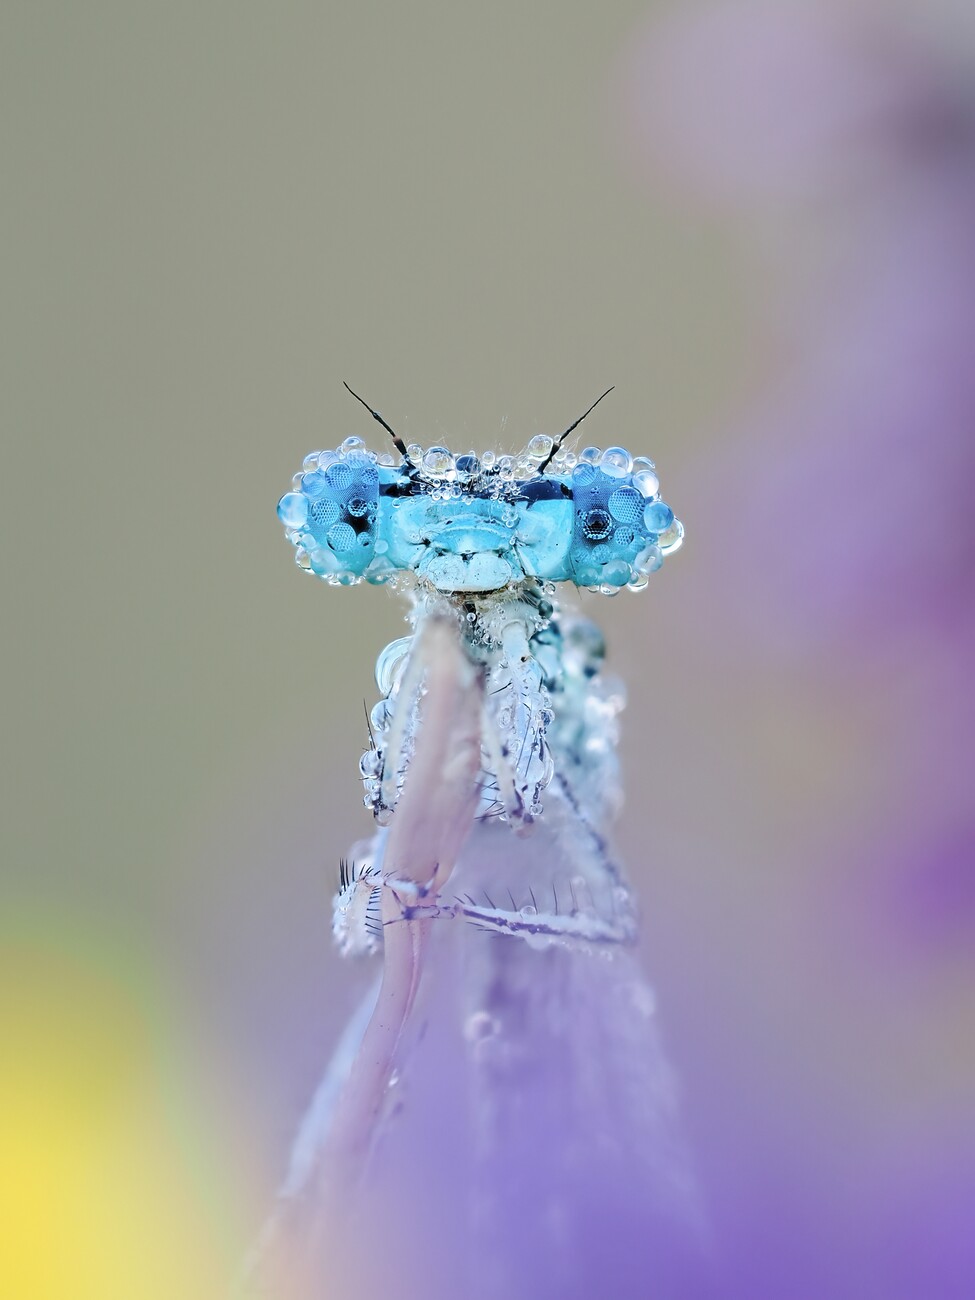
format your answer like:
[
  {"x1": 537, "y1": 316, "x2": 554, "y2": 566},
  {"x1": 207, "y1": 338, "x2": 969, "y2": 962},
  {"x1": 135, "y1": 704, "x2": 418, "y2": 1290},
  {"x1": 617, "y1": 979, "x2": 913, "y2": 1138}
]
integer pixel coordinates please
[
  {"x1": 343, "y1": 381, "x2": 408, "y2": 458},
  {"x1": 537, "y1": 387, "x2": 615, "y2": 472}
]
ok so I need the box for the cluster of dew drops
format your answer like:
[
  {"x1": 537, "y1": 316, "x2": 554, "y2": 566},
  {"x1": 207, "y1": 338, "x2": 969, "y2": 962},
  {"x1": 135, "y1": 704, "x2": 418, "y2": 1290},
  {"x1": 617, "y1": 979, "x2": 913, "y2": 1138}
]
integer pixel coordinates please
[{"x1": 280, "y1": 430, "x2": 683, "y2": 594}]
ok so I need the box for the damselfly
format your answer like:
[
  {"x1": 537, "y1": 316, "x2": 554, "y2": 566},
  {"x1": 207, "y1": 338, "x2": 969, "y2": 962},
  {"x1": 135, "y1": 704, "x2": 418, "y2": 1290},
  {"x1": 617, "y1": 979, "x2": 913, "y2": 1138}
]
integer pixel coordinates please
[
  {"x1": 278, "y1": 385, "x2": 682, "y2": 924},
  {"x1": 252, "y1": 389, "x2": 698, "y2": 1299}
]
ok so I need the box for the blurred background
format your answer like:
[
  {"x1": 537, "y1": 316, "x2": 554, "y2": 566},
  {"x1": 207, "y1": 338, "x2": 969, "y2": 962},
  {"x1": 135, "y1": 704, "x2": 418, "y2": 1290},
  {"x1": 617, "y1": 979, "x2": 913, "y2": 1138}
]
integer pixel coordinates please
[{"x1": 3, "y1": 1, "x2": 974, "y2": 1295}]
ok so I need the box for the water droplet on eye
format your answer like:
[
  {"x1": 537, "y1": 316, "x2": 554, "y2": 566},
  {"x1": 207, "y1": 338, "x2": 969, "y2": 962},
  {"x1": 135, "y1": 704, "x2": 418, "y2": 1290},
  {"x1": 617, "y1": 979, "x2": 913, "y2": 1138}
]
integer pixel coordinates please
[
  {"x1": 302, "y1": 451, "x2": 322, "y2": 473},
  {"x1": 359, "y1": 750, "x2": 381, "y2": 778},
  {"x1": 301, "y1": 470, "x2": 329, "y2": 497},
  {"x1": 295, "y1": 549, "x2": 312, "y2": 570},
  {"x1": 422, "y1": 446, "x2": 455, "y2": 477},
  {"x1": 347, "y1": 495, "x2": 372, "y2": 517},
  {"x1": 277, "y1": 492, "x2": 308, "y2": 527},
  {"x1": 658, "y1": 519, "x2": 684, "y2": 555},
  {"x1": 318, "y1": 450, "x2": 340, "y2": 471},
  {"x1": 600, "y1": 446, "x2": 633, "y2": 477},
  {"x1": 601, "y1": 558, "x2": 632, "y2": 588},
  {"x1": 643, "y1": 500, "x2": 675, "y2": 534},
  {"x1": 632, "y1": 469, "x2": 659, "y2": 499},
  {"x1": 608, "y1": 486, "x2": 644, "y2": 524},
  {"x1": 519, "y1": 904, "x2": 537, "y2": 918},
  {"x1": 526, "y1": 434, "x2": 553, "y2": 459},
  {"x1": 406, "y1": 443, "x2": 423, "y2": 463},
  {"x1": 342, "y1": 436, "x2": 365, "y2": 453},
  {"x1": 464, "y1": 1011, "x2": 500, "y2": 1043},
  {"x1": 326, "y1": 522, "x2": 357, "y2": 553},
  {"x1": 579, "y1": 446, "x2": 601, "y2": 465},
  {"x1": 635, "y1": 542, "x2": 663, "y2": 574},
  {"x1": 480, "y1": 450, "x2": 496, "y2": 470},
  {"x1": 310, "y1": 498, "x2": 340, "y2": 529},
  {"x1": 322, "y1": 462, "x2": 352, "y2": 492}
]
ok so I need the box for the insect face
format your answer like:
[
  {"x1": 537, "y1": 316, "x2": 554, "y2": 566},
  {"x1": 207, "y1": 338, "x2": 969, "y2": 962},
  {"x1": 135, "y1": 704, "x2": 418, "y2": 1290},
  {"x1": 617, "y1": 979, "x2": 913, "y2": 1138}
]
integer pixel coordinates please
[{"x1": 277, "y1": 396, "x2": 683, "y2": 596}]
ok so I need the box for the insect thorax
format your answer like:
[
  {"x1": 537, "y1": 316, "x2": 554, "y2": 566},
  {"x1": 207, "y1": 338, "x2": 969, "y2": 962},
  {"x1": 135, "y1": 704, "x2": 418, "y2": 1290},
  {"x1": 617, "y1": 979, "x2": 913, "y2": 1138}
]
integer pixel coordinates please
[{"x1": 360, "y1": 587, "x2": 623, "y2": 830}]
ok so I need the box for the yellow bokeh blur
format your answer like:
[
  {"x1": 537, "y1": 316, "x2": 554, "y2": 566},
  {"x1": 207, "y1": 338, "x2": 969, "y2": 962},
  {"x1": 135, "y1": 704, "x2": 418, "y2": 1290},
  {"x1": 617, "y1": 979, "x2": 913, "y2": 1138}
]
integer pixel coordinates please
[{"x1": 0, "y1": 931, "x2": 240, "y2": 1300}]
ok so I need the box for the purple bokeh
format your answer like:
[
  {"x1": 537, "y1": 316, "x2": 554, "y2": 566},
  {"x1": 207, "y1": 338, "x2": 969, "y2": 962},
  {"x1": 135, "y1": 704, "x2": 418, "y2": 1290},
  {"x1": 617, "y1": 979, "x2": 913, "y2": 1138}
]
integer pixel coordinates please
[{"x1": 617, "y1": 3, "x2": 975, "y2": 1295}]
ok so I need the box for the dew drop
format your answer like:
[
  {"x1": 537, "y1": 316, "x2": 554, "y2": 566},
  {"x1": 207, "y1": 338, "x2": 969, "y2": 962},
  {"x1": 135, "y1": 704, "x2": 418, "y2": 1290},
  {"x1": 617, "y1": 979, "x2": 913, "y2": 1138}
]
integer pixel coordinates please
[
  {"x1": 422, "y1": 446, "x2": 455, "y2": 477},
  {"x1": 324, "y1": 462, "x2": 354, "y2": 492},
  {"x1": 464, "y1": 1011, "x2": 500, "y2": 1044},
  {"x1": 301, "y1": 470, "x2": 329, "y2": 497},
  {"x1": 632, "y1": 469, "x2": 659, "y2": 499},
  {"x1": 375, "y1": 636, "x2": 413, "y2": 695},
  {"x1": 600, "y1": 446, "x2": 632, "y2": 477},
  {"x1": 658, "y1": 519, "x2": 684, "y2": 555},
  {"x1": 643, "y1": 500, "x2": 674, "y2": 534},
  {"x1": 635, "y1": 542, "x2": 663, "y2": 574},
  {"x1": 277, "y1": 492, "x2": 308, "y2": 528},
  {"x1": 607, "y1": 486, "x2": 644, "y2": 524},
  {"x1": 326, "y1": 522, "x2": 357, "y2": 552}
]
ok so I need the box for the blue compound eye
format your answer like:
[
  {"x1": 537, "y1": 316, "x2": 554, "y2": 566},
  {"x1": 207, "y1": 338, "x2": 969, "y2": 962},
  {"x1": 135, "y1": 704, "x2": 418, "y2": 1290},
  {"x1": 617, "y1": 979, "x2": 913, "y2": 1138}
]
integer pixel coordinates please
[
  {"x1": 568, "y1": 456, "x2": 673, "y2": 589},
  {"x1": 569, "y1": 462, "x2": 641, "y2": 588},
  {"x1": 279, "y1": 388, "x2": 682, "y2": 594},
  {"x1": 278, "y1": 448, "x2": 380, "y2": 580}
]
